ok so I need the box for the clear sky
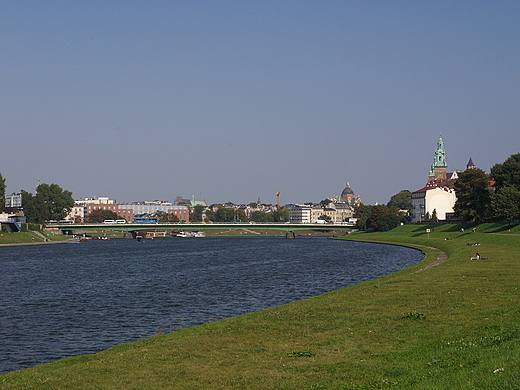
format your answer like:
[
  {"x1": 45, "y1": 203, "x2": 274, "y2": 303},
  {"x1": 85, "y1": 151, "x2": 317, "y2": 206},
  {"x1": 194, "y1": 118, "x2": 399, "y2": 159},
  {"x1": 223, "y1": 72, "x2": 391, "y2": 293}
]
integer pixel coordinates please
[{"x1": 2, "y1": 1, "x2": 519, "y2": 205}]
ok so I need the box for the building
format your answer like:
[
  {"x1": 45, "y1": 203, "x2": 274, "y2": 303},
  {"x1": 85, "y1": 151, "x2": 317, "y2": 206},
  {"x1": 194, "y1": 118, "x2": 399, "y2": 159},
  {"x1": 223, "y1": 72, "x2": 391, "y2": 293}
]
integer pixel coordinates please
[
  {"x1": 288, "y1": 202, "x2": 354, "y2": 224},
  {"x1": 117, "y1": 202, "x2": 189, "y2": 222},
  {"x1": 176, "y1": 195, "x2": 207, "y2": 208},
  {"x1": 75, "y1": 197, "x2": 115, "y2": 206},
  {"x1": 77, "y1": 198, "x2": 190, "y2": 222},
  {"x1": 411, "y1": 185, "x2": 457, "y2": 222},
  {"x1": 4, "y1": 193, "x2": 22, "y2": 213},
  {"x1": 67, "y1": 206, "x2": 85, "y2": 222},
  {"x1": 339, "y1": 182, "x2": 362, "y2": 206},
  {"x1": 84, "y1": 203, "x2": 132, "y2": 221},
  {"x1": 288, "y1": 204, "x2": 313, "y2": 223},
  {"x1": 411, "y1": 136, "x2": 461, "y2": 222}
]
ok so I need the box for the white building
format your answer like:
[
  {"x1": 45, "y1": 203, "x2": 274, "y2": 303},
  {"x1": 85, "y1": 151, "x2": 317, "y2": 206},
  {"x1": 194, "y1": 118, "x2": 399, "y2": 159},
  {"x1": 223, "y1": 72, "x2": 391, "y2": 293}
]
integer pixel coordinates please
[
  {"x1": 411, "y1": 185, "x2": 457, "y2": 222},
  {"x1": 288, "y1": 204, "x2": 313, "y2": 223},
  {"x1": 288, "y1": 203, "x2": 354, "y2": 224},
  {"x1": 410, "y1": 136, "x2": 469, "y2": 223},
  {"x1": 66, "y1": 206, "x2": 85, "y2": 222},
  {"x1": 75, "y1": 197, "x2": 115, "y2": 206}
]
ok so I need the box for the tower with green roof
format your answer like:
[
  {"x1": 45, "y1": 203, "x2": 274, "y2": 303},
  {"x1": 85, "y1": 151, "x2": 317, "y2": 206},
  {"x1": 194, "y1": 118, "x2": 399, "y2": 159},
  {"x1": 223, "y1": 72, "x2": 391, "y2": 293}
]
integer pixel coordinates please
[{"x1": 428, "y1": 136, "x2": 447, "y2": 182}]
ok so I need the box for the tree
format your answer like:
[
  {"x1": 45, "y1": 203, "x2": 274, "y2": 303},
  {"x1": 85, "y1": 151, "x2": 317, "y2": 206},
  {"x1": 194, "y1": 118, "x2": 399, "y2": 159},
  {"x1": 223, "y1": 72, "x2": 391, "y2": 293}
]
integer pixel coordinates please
[
  {"x1": 86, "y1": 209, "x2": 120, "y2": 223},
  {"x1": 354, "y1": 204, "x2": 373, "y2": 230},
  {"x1": 148, "y1": 211, "x2": 179, "y2": 223},
  {"x1": 250, "y1": 210, "x2": 274, "y2": 222},
  {"x1": 189, "y1": 205, "x2": 206, "y2": 222},
  {"x1": 272, "y1": 207, "x2": 290, "y2": 222},
  {"x1": 431, "y1": 209, "x2": 438, "y2": 223},
  {"x1": 369, "y1": 205, "x2": 390, "y2": 231},
  {"x1": 0, "y1": 173, "x2": 5, "y2": 212},
  {"x1": 21, "y1": 190, "x2": 38, "y2": 223},
  {"x1": 491, "y1": 153, "x2": 520, "y2": 191},
  {"x1": 204, "y1": 208, "x2": 215, "y2": 222},
  {"x1": 33, "y1": 183, "x2": 75, "y2": 222},
  {"x1": 377, "y1": 213, "x2": 403, "y2": 231},
  {"x1": 454, "y1": 168, "x2": 491, "y2": 222},
  {"x1": 213, "y1": 207, "x2": 247, "y2": 222},
  {"x1": 491, "y1": 185, "x2": 520, "y2": 227},
  {"x1": 387, "y1": 190, "x2": 412, "y2": 211}
]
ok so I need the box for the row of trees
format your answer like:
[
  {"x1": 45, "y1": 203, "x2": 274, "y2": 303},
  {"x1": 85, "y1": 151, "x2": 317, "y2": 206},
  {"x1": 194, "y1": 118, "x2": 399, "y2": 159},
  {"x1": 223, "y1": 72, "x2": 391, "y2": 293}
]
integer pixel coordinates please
[
  {"x1": 454, "y1": 153, "x2": 520, "y2": 225},
  {"x1": 354, "y1": 204, "x2": 405, "y2": 231}
]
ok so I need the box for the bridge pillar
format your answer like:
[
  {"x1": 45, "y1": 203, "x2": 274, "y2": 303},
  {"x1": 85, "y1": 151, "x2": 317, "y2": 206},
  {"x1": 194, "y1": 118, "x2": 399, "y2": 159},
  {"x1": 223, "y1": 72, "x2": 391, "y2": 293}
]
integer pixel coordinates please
[
  {"x1": 285, "y1": 231, "x2": 295, "y2": 239},
  {"x1": 124, "y1": 231, "x2": 136, "y2": 239}
]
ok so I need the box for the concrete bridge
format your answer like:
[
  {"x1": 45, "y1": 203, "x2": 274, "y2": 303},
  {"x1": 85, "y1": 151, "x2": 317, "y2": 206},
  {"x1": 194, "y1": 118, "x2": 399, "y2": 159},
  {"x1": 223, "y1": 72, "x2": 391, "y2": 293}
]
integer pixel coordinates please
[{"x1": 48, "y1": 222, "x2": 354, "y2": 234}]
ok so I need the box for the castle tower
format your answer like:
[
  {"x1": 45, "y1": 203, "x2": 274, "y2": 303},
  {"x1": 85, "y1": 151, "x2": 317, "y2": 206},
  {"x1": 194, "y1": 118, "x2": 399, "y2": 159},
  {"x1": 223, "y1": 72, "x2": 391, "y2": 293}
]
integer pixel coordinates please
[{"x1": 428, "y1": 136, "x2": 447, "y2": 182}]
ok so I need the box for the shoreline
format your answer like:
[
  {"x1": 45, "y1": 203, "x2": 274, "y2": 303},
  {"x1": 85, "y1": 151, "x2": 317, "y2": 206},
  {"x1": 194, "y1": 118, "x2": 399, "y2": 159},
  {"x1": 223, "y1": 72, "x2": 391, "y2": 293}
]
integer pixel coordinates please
[{"x1": 0, "y1": 238, "x2": 76, "y2": 247}]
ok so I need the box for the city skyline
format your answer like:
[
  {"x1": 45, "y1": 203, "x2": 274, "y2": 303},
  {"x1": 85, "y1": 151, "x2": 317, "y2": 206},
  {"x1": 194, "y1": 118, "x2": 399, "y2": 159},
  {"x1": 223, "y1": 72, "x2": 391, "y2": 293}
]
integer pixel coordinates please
[{"x1": 2, "y1": 2, "x2": 519, "y2": 205}]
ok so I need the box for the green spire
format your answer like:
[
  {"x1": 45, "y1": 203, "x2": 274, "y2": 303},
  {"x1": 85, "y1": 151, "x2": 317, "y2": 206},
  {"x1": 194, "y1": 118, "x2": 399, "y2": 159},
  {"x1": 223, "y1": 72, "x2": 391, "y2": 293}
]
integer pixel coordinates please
[{"x1": 428, "y1": 136, "x2": 447, "y2": 177}]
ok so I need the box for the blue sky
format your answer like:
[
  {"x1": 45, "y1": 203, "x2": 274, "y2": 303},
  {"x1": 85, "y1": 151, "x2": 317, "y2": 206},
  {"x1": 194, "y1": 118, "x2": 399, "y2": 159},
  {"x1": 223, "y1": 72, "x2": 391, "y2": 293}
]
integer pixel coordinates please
[{"x1": 2, "y1": 1, "x2": 519, "y2": 205}]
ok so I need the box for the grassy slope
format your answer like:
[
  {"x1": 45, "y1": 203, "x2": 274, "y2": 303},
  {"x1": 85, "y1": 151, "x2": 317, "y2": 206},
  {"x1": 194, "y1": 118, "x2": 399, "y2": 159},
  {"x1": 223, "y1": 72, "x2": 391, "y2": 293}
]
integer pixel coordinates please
[
  {"x1": 1, "y1": 223, "x2": 520, "y2": 389},
  {"x1": 0, "y1": 231, "x2": 71, "y2": 244}
]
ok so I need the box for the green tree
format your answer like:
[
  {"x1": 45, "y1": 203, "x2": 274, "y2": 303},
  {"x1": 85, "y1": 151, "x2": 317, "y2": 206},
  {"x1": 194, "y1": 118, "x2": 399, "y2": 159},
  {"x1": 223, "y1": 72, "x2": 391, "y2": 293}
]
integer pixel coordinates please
[
  {"x1": 148, "y1": 211, "x2": 179, "y2": 223},
  {"x1": 86, "y1": 209, "x2": 120, "y2": 223},
  {"x1": 491, "y1": 186, "x2": 520, "y2": 227},
  {"x1": 387, "y1": 190, "x2": 412, "y2": 211},
  {"x1": 454, "y1": 168, "x2": 491, "y2": 222},
  {"x1": 33, "y1": 183, "x2": 74, "y2": 222},
  {"x1": 353, "y1": 204, "x2": 373, "y2": 230},
  {"x1": 21, "y1": 190, "x2": 38, "y2": 223},
  {"x1": 0, "y1": 173, "x2": 5, "y2": 212},
  {"x1": 377, "y1": 212, "x2": 403, "y2": 231},
  {"x1": 272, "y1": 207, "x2": 290, "y2": 222},
  {"x1": 204, "y1": 208, "x2": 215, "y2": 222},
  {"x1": 250, "y1": 211, "x2": 274, "y2": 222},
  {"x1": 490, "y1": 153, "x2": 520, "y2": 191},
  {"x1": 190, "y1": 205, "x2": 206, "y2": 222},
  {"x1": 431, "y1": 209, "x2": 438, "y2": 223},
  {"x1": 369, "y1": 205, "x2": 390, "y2": 231},
  {"x1": 214, "y1": 207, "x2": 247, "y2": 222}
]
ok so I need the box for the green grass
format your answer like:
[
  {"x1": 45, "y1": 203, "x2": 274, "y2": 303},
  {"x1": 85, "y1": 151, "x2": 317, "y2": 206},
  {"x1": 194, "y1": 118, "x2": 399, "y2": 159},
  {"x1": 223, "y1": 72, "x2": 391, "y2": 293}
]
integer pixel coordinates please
[
  {"x1": 0, "y1": 230, "x2": 73, "y2": 244},
  {"x1": 2, "y1": 223, "x2": 520, "y2": 389}
]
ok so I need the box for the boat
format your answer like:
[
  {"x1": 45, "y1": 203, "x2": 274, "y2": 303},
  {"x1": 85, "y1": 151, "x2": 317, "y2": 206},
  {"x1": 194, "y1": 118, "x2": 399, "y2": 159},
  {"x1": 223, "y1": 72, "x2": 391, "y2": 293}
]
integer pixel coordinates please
[{"x1": 172, "y1": 230, "x2": 206, "y2": 238}]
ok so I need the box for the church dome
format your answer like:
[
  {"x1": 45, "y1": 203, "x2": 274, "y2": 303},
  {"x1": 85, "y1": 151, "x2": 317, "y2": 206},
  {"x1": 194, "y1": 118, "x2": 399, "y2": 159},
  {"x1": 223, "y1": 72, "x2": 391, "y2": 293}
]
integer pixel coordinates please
[{"x1": 341, "y1": 182, "x2": 354, "y2": 196}]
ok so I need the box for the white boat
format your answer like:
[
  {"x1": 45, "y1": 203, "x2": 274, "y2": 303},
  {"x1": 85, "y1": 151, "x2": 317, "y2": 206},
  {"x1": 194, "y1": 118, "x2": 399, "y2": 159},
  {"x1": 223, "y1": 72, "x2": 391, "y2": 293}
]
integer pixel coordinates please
[{"x1": 173, "y1": 230, "x2": 206, "y2": 238}]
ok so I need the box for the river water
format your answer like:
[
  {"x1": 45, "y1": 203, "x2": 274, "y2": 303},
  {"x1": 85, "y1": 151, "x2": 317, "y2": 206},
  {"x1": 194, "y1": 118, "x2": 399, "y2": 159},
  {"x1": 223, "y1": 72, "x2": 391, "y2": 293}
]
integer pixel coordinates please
[{"x1": 0, "y1": 236, "x2": 423, "y2": 374}]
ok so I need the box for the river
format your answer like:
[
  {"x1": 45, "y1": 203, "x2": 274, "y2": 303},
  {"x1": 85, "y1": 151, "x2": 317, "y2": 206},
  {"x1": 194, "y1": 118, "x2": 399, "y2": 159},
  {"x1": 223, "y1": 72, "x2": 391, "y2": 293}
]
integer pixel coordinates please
[{"x1": 0, "y1": 236, "x2": 423, "y2": 374}]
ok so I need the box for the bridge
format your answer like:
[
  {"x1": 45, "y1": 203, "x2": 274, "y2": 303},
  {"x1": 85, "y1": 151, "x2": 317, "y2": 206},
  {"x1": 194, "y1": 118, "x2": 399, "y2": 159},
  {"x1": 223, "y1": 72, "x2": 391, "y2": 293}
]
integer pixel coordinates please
[{"x1": 47, "y1": 222, "x2": 354, "y2": 234}]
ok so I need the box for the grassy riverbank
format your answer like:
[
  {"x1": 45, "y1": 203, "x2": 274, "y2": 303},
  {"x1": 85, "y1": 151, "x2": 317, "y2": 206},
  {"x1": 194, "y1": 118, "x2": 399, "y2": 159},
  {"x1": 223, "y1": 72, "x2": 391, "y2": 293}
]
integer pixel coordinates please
[
  {"x1": 1, "y1": 223, "x2": 520, "y2": 389},
  {"x1": 0, "y1": 230, "x2": 71, "y2": 245}
]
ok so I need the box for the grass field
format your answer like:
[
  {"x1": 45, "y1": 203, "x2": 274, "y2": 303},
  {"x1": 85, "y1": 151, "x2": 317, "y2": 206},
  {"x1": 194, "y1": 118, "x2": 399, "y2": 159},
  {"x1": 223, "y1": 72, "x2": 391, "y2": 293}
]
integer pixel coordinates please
[
  {"x1": 1, "y1": 223, "x2": 519, "y2": 389},
  {"x1": 0, "y1": 230, "x2": 71, "y2": 245}
]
